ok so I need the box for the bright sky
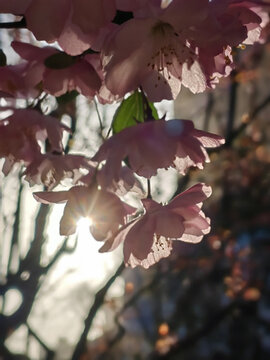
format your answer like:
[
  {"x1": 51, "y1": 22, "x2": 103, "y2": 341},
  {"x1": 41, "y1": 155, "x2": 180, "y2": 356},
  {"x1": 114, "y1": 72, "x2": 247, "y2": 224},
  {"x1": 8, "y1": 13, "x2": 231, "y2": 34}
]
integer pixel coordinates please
[{"x1": 4, "y1": 186, "x2": 124, "y2": 356}]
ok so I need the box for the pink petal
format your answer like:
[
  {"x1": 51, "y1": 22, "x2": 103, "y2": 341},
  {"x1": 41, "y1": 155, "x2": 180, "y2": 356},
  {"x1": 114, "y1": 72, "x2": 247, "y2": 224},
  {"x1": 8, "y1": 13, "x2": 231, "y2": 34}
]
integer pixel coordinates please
[
  {"x1": 142, "y1": 71, "x2": 181, "y2": 102},
  {"x1": 181, "y1": 61, "x2": 207, "y2": 94},
  {"x1": 127, "y1": 236, "x2": 172, "y2": 269},
  {"x1": 154, "y1": 211, "x2": 185, "y2": 238},
  {"x1": 57, "y1": 21, "x2": 94, "y2": 56},
  {"x1": 162, "y1": 0, "x2": 209, "y2": 30},
  {"x1": 72, "y1": 0, "x2": 116, "y2": 34},
  {"x1": 33, "y1": 191, "x2": 69, "y2": 204},
  {"x1": 25, "y1": 0, "x2": 70, "y2": 42},
  {"x1": 43, "y1": 59, "x2": 101, "y2": 98},
  {"x1": 99, "y1": 220, "x2": 138, "y2": 253},
  {"x1": 193, "y1": 129, "x2": 225, "y2": 147},
  {"x1": 12, "y1": 41, "x2": 56, "y2": 62},
  {"x1": 116, "y1": 0, "x2": 162, "y2": 12},
  {"x1": 181, "y1": 215, "x2": 211, "y2": 243},
  {"x1": 104, "y1": 18, "x2": 156, "y2": 96},
  {"x1": 168, "y1": 183, "x2": 212, "y2": 210},
  {"x1": 124, "y1": 216, "x2": 155, "y2": 261},
  {"x1": 141, "y1": 198, "x2": 163, "y2": 212},
  {"x1": 0, "y1": 0, "x2": 31, "y2": 14},
  {"x1": 72, "y1": 60, "x2": 101, "y2": 97}
]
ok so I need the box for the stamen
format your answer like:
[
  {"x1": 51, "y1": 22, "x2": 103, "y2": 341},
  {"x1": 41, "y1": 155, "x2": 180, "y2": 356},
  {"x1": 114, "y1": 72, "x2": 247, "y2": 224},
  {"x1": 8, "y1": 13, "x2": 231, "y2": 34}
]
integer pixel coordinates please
[{"x1": 147, "y1": 22, "x2": 197, "y2": 88}]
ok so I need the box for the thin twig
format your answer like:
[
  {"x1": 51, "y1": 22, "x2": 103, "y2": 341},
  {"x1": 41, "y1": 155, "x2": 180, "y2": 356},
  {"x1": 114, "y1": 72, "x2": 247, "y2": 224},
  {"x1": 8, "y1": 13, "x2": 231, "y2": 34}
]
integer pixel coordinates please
[
  {"x1": 147, "y1": 179, "x2": 152, "y2": 199},
  {"x1": 203, "y1": 92, "x2": 214, "y2": 131},
  {"x1": 27, "y1": 323, "x2": 55, "y2": 359},
  {"x1": 42, "y1": 237, "x2": 70, "y2": 272},
  {"x1": 99, "y1": 271, "x2": 167, "y2": 359},
  {"x1": 94, "y1": 98, "x2": 104, "y2": 134},
  {"x1": 6, "y1": 180, "x2": 23, "y2": 276},
  {"x1": 0, "y1": 18, "x2": 26, "y2": 29},
  {"x1": 227, "y1": 93, "x2": 270, "y2": 146}
]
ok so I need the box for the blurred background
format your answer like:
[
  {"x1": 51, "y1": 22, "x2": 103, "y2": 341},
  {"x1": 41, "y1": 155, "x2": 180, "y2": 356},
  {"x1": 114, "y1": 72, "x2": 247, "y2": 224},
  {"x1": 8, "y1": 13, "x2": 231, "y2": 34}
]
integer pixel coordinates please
[{"x1": 1, "y1": 12, "x2": 270, "y2": 360}]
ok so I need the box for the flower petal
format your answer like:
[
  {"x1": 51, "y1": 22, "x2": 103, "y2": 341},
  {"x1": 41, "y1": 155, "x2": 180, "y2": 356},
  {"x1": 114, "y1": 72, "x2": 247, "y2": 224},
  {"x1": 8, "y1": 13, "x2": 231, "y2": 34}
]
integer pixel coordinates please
[
  {"x1": 33, "y1": 191, "x2": 69, "y2": 204},
  {"x1": 168, "y1": 183, "x2": 212, "y2": 210}
]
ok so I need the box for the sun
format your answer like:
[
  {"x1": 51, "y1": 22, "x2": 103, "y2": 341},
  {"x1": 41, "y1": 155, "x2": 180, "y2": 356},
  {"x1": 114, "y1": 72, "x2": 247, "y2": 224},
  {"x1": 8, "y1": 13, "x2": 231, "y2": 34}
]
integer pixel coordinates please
[{"x1": 76, "y1": 217, "x2": 93, "y2": 236}]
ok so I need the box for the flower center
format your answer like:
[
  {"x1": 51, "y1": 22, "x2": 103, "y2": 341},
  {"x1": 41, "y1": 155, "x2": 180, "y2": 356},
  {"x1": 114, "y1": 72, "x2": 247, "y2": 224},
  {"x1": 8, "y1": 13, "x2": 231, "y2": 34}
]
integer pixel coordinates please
[{"x1": 148, "y1": 21, "x2": 196, "y2": 86}]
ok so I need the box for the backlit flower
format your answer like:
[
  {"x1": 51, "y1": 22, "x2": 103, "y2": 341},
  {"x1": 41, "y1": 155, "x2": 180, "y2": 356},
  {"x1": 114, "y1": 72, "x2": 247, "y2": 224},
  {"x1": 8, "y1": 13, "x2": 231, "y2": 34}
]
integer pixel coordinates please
[
  {"x1": 0, "y1": 63, "x2": 41, "y2": 99},
  {"x1": 78, "y1": 165, "x2": 145, "y2": 197},
  {"x1": 12, "y1": 41, "x2": 101, "y2": 98},
  {"x1": 0, "y1": 108, "x2": 70, "y2": 173},
  {"x1": 103, "y1": 0, "x2": 265, "y2": 101},
  {"x1": 23, "y1": 153, "x2": 92, "y2": 190},
  {"x1": 0, "y1": 0, "x2": 116, "y2": 55},
  {"x1": 100, "y1": 183, "x2": 212, "y2": 268},
  {"x1": 34, "y1": 186, "x2": 136, "y2": 240},
  {"x1": 92, "y1": 119, "x2": 224, "y2": 180}
]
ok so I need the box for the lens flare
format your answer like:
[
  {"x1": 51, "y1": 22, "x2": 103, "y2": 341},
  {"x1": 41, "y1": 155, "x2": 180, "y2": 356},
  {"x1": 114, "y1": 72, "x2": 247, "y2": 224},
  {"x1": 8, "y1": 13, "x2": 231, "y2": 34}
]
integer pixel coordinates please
[{"x1": 76, "y1": 217, "x2": 92, "y2": 235}]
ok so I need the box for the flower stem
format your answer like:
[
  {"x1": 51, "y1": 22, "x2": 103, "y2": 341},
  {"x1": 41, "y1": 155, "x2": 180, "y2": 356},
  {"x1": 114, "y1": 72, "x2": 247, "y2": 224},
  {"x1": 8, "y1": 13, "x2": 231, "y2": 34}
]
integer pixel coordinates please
[
  {"x1": 147, "y1": 178, "x2": 152, "y2": 199},
  {"x1": 94, "y1": 97, "x2": 104, "y2": 138}
]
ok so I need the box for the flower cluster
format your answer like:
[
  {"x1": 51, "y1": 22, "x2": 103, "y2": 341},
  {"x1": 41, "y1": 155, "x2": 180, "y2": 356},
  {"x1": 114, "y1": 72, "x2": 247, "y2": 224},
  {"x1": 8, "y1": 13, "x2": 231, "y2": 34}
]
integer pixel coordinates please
[
  {"x1": 0, "y1": 0, "x2": 267, "y2": 100},
  {"x1": 0, "y1": 0, "x2": 268, "y2": 268}
]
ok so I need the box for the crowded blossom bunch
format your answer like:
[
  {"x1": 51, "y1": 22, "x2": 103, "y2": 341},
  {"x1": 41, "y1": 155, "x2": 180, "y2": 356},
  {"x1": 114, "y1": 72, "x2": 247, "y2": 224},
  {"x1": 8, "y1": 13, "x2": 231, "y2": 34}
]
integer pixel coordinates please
[{"x1": 0, "y1": 0, "x2": 268, "y2": 268}]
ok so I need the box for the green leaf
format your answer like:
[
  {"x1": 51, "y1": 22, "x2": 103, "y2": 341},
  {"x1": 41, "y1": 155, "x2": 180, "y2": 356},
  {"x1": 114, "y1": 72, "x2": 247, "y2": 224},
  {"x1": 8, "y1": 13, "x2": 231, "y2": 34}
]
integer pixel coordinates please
[
  {"x1": 112, "y1": 90, "x2": 159, "y2": 134},
  {"x1": 44, "y1": 52, "x2": 76, "y2": 69},
  {"x1": 0, "y1": 49, "x2": 7, "y2": 67}
]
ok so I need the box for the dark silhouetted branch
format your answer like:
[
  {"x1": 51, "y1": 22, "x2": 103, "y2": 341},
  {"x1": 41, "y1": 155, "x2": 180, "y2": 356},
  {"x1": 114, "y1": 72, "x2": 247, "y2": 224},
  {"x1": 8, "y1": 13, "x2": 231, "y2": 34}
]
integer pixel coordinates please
[
  {"x1": 99, "y1": 270, "x2": 168, "y2": 359},
  {"x1": 27, "y1": 324, "x2": 55, "y2": 360},
  {"x1": 71, "y1": 262, "x2": 125, "y2": 360},
  {"x1": 0, "y1": 18, "x2": 26, "y2": 29}
]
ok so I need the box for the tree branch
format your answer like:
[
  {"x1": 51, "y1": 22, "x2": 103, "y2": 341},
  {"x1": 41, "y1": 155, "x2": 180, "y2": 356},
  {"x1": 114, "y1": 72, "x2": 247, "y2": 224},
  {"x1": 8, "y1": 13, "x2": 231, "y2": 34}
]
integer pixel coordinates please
[
  {"x1": 0, "y1": 18, "x2": 26, "y2": 29},
  {"x1": 71, "y1": 262, "x2": 125, "y2": 360},
  {"x1": 27, "y1": 323, "x2": 55, "y2": 360},
  {"x1": 148, "y1": 301, "x2": 238, "y2": 359},
  {"x1": 227, "y1": 93, "x2": 270, "y2": 145},
  {"x1": 42, "y1": 237, "x2": 70, "y2": 272},
  {"x1": 98, "y1": 270, "x2": 169, "y2": 359},
  {"x1": 6, "y1": 180, "x2": 23, "y2": 273}
]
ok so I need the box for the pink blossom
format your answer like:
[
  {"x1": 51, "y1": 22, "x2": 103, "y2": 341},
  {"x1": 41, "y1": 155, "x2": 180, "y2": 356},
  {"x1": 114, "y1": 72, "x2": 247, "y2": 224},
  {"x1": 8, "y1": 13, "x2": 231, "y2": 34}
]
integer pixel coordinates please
[
  {"x1": 11, "y1": 41, "x2": 101, "y2": 98},
  {"x1": 92, "y1": 119, "x2": 225, "y2": 180},
  {"x1": 199, "y1": 0, "x2": 265, "y2": 49},
  {"x1": 0, "y1": 0, "x2": 116, "y2": 55},
  {"x1": 0, "y1": 0, "x2": 31, "y2": 14},
  {"x1": 78, "y1": 165, "x2": 146, "y2": 197},
  {"x1": 4, "y1": 0, "x2": 116, "y2": 55},
  {"x1": 116, "y1": 0, "x2": 163, "y2": 16},
  {"x1": 23, "y1": 153, "x2": 92, "y2": 190},
  {"x1": 0, "y1": 108, "x2": 70, "y2": 173},
  {"x1": 100, "y1": 183, "x2": 212, "y2": 268},
  {"x1": 103, "y1": 0, "x2": 265, "y2": 101},
  {"x1": 34, "y1": 186, "x2": 136, "y2": 240},
  {"x1": 0, "y1": 63, "x2": 42, "y2": 99},
  {"x1": 88, "y1": 51, "x2": 121, "y2": 104}
]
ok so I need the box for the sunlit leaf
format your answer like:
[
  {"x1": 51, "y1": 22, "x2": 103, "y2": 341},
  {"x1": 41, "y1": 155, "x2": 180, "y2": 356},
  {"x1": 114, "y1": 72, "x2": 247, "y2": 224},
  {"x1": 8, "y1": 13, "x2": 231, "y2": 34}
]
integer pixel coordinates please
[{"x1": 112, "y1": 90, "x2": 159, "y2": 134}]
